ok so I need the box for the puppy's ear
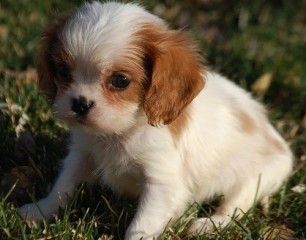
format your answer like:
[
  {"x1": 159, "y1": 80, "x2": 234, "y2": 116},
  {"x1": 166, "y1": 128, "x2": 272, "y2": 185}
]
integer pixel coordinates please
[
  {"x1": 37, "y1": 16, "x2": 69, "y2": 101},
  {"x1": 139, "y1": 25, "x2": 205, "y2": 126}
]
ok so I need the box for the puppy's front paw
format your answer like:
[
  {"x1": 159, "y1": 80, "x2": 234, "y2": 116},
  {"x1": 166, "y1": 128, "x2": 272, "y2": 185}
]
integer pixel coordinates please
[
  {"x1": 18, "y1": 198, "x2": 56, "y2": 222},
  {"x1": 188, "y1": 214, "x2": 230, "y2": 235},
  {"x1": 125, "y1": 227, "x2": 160, "y2": 240},
  {"x1": 18, "y1": 203, "x2": 45, "y2": 221}
]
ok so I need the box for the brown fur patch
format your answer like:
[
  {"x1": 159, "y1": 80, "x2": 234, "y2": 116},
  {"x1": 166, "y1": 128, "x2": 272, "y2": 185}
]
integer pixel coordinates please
[
  {"x1": 134, "y1": 24, "x2": 205, "y2": 126},
  {"x1": 238, "y1": 109, "x2": 257, "y2": 134},
  {"x1": 168, "y1": 106, "x2": 190, "y2": 139},
  {"x1": 37, "y1": 14, "x2": 72, "y2": 101}
]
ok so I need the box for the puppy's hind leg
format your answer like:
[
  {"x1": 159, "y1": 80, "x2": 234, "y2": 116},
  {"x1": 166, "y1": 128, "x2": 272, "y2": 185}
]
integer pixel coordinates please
[
  {"x1": 188, "y1": 177, "x2": 263, "y2": 235},
  {"x1": 189, "y1": 144, "x2": 292, "y2": 235}
]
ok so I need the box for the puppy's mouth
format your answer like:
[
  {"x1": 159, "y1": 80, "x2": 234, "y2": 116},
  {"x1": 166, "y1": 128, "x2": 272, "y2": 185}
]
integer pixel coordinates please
[
  {"x1": 70, "y1": 109, "x2": 95, "y2": 125},
  {"x1": 58, "y1": 112, "x2": 87, "y2": 126},
  {"x1": 74, "y1": 114, "x2": 87, "y2": 124}
]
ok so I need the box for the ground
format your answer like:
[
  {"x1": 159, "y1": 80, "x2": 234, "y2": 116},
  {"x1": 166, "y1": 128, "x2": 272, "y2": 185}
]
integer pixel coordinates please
[{"x1": 0, "y1": 0, "x2": 305, "y2": 239}]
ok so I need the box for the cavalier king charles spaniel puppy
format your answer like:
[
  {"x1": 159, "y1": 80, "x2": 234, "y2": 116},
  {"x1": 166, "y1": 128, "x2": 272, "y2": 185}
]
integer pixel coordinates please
[{"x1": 19, "y1": 1, "x2": 293, "y2": 239}]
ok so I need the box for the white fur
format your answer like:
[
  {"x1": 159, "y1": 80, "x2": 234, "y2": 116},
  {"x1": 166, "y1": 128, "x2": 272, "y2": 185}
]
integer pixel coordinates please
[
  {"x1": 19, "y1": 2, "x2": 293, "y2": 240},
  {"x1": 61, "y1": 1, "x2": 163, "y2": 67}
]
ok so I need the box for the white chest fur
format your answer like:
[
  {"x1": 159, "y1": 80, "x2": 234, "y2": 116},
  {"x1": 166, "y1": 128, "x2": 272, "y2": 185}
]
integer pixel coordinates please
[{"x1": 73, "y1": 129, "x2": 145, "y2": 196}]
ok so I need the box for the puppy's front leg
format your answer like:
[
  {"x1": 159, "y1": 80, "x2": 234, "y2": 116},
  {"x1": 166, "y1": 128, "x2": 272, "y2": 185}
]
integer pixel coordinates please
[
  {"x1": 19, "y1": 148, "x2": 94, "y2": 221},
  {"x1": 125, "y1": 178, "x2": 188, "y2": 240}
]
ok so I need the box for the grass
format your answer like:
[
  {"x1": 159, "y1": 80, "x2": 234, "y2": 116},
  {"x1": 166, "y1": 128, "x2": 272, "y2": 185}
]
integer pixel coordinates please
[{"x1": 0, "y1": 0, "x2": 305, "y2": 239}]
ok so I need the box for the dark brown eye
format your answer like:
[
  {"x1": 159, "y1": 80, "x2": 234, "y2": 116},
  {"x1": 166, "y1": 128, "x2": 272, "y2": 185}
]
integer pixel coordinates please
[
  {"x1": 111, "y1": 74, "x2": 130, "y2": 89},
  {"x1": 57, "y1": 63, "x2": 70, "y2": 80}
]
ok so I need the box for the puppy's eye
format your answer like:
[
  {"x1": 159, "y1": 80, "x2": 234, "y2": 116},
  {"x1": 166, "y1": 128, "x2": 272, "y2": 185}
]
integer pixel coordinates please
[
  {"x1": 57, "y1": 63, "x2": 70, "y2": 80},
  {"x1": 111, "y1": 74, "x2": 130, "y2": 89}
]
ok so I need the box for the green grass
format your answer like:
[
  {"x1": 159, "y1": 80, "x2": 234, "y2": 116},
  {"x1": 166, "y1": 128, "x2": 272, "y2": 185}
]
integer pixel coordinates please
[{"x1": 0, "y1": 0, "x2": 305, "y2": 239}]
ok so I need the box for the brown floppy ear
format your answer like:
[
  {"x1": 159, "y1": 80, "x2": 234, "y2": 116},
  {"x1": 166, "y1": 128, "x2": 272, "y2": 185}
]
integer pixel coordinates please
[
  {"x1": 139, "y1": 25, "x2": 205, "y2": 126},
  {"x1": 37, "y1": 16, "x2": 69, "y2": 101}
]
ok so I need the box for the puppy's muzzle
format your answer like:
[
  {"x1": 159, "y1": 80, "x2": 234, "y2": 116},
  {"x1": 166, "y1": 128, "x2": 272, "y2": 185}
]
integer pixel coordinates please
[{"x1": 71, "y1": 96, "x2": 94, "y2": 117}]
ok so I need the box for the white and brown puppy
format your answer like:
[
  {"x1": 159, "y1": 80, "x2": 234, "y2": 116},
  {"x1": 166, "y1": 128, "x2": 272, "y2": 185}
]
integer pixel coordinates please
[{"x1": 19, "y1": 1, "x2": 293, "y2": 239}]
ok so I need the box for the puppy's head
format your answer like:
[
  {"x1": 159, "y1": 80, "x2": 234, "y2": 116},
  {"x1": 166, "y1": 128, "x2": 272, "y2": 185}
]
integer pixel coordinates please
[{"x1": 38, "y1": 1, "x2": 204, "y2": 134}]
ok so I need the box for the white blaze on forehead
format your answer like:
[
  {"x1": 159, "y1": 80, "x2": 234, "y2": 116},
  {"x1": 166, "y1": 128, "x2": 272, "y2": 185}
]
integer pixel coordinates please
[{"x1": 60, "y1": 1, "x2": 164, "y2": 65}]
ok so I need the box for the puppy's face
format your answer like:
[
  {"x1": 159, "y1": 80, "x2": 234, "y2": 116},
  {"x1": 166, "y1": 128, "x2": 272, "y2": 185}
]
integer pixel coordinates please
[{"x1": 38, "y1": 2, "x2": 204, "y2": 134}]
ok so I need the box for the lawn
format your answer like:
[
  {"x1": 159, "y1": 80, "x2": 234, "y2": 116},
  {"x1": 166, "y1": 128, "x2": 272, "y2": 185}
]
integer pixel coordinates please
[{"x1": 0, "y1": 0, "x2": 305, "y2": 239}]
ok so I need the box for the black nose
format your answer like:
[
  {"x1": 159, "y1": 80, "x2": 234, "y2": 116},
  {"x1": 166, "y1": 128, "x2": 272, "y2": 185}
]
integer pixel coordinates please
[{"x1": 71, "y1": 96, "x2": 94, "y2": 116}]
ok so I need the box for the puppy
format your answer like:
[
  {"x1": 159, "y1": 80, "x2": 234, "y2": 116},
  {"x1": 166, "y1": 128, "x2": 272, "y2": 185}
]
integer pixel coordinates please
[{"x1": 19, "y1": 1, "x2": 293, "y2": 239}]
